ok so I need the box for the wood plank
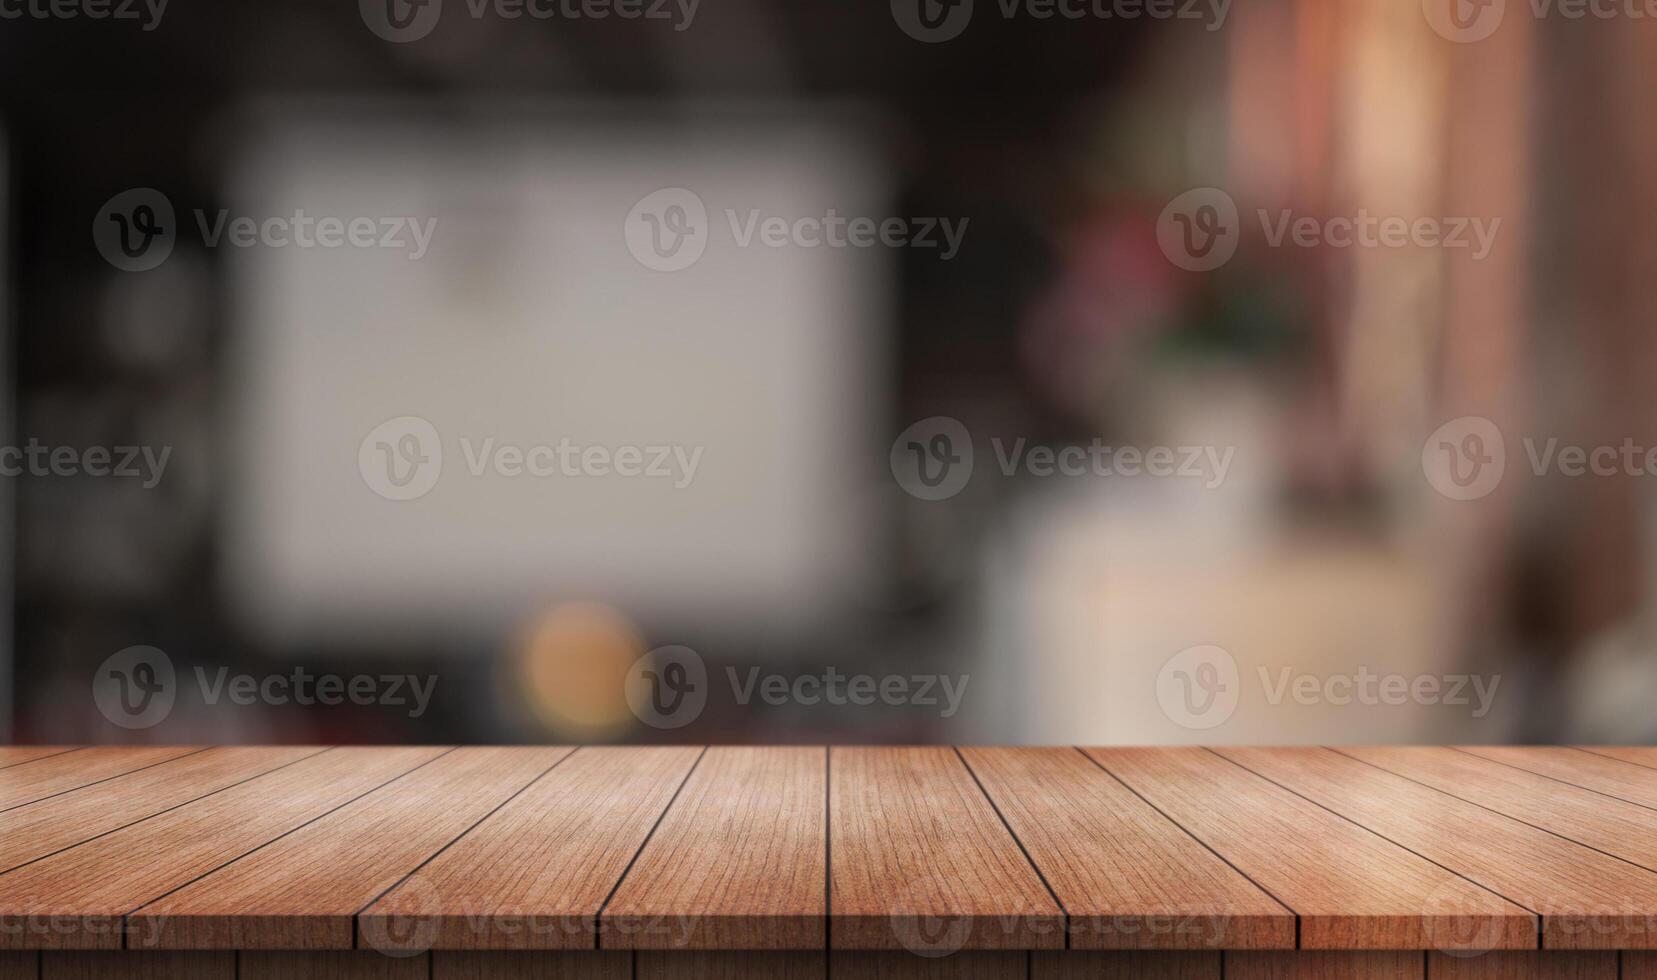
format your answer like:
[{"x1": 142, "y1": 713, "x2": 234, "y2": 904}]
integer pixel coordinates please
[
  {"x1": 39, "y1": 952, "x2": 231, "y2": 980},
  {"x1": 0, "y1": 750, "x2": 75, "y2": 772},
  {"x1": 432, "y1": 951, "x2": 630, "y2": 980},
  {"x1": 1031, "y1": 951, "x2": 1221, "y2": 978},
  {"x1": 1085, "y1": 748, "x2": 1534, "y2": 950},
  {"x1": 0, "y1": 748, "x2": 201, "y2": 812},
  {"x1": 1224, "y1": 951, "x2": 1423, "y2": 979},
  {"x1": 131, "y1": 747, "x2": 570, "y2": 949},
  {"x1": 637, "y1": 951, "x2": 824, "y2": 980},
  {"x1": 1425, "y1": 951, "x2": 1616, "y2": 978},
  {"x1": 961, "y1": 747, "x2": 1292, "y2": 950},
  {"x1": 831, "y1": 952, "x2": 1025, "y2": 979},
  {"x1": 603, "y1": 746, "x2": 824, "y2": 950},
  {"x1": 1217, "y1": 747, "x2": 1657, "y2": 949},
  {"x1": 0, "y1": 953, "x2": 32, "y2": 980},
  {"x1": 1340, "y1": 747, "x2": 1657, "y2": 871},
  {"x1": 1575, "y1": 747, "x2": 1657, "y2": 770},
  {"x1": 1627, "y1": 951, "x2": 1657, "y2": 978},
  {"x1": 829, "y1": 747, "x2": 1063, "y2": 951},
  {"x1": 0, "y1": 746, "x2": 328, "y2": 874},
  {"x1": 1459, "y1": 747, "x2": 1657, "y2": 810},
  {"x1": 0, "y1": 747, "x2": 445, "y2": 950},
  {"x1": 360, "y1": 746, "x2": 702, "y2": 950},
  {"x1": 240, "y1": 951, "x2": 426, "y2": 980}
]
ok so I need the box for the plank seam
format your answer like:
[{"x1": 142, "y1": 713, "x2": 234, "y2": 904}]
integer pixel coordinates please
[
  {"x1": 1207, "y1": 748, "x2": 1540, "y2": 945},
  {"x1": 1448, "y1": 746, "x2": 1657, "y2": 815},
  {"x1": 345, "y1": 743, "x2": 585, "y2": 947},
  {"x1": 594, "y1": 745, "x2": 709, "y2": 950},
  {"x1": 0, "y1": 749, "x2": 83, "y2": 774},
  {"x1": 119, "y1": 746, "x2": 462, "y2": 939},
  {"x1": 0, "y1": 747, "x2": 213, "y2": 816},
  {"x1": 953, "y1": 746, "x2": 1070, "y2": 950},
  {"x1": 0, "y1": 745, "x2": 338, "y2": 880},
  {"x1": 1073, "y1": 748, "x2": 1300, "y2": 940},
  {"x1": 824, "y1": 745, "x2": 832, "y2": 962},
  {"x1": 1576, "y1": 747, "x2": 1657, "y2": 775}
]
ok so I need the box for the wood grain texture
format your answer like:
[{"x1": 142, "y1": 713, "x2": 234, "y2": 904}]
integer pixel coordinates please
[
  {"x1": 1341, "y1": 747, "x2": 1657, "y2": 871},
  {"x1": 0, "y1": 747, "x2": 444, "y2": 950},
  {"x1": 0, "y1": 749, "x2": 75, "y2": 771},
  {"x1": 0, "y1": 749, "x2": 199, "y2": 812},
  {"x1": 432, "y1": 951, "x2": 630, "y2": 980},
  {"x1": 1224, "y1": 951, "x2": 1423, "y2": 979},
  {"x1": 637, "y1": 951, "x2": 824, "y2": 980},
  {"x1": 1425, "y1": 951, "x2": 1616, "y2": 978},
  {"x1": 1086, "y1": 748, "x2": 1535, "y2": 951},
  {"x1": 1031, "y1": 951, "x2": 1221, "y2": 978},
  {"x1": 39, "y1": 952, "x2": 231, "y2": 980},
  {"x1": 1627, "y1": 951, "x2": 1657, "y2": 978},
  {"x1": 831, "y1": 952, "x2": 1025, "y2": 979},
  {"x1": 1218, "y1": 746, "x2": 1657, "y2": 948},
  {"x1": 0, "y1": 953, "x2": 33, "y2": 980},
  {"x1": 0, "y1": 746, "x2": 328, "y2": 874},
  {"x1": 603, "y1": 746, "x2": 824, "y2": 950},
  {"x1": 131, "y1": 747, "x2": 569, "y2": 950},
  {"x1": 240, "y1": 952, "x2": 427, "y2": 980},
  {"x1": 961, "y1": 747, "x2": 1292, "y2": 950},
  {"x1": 1575, "y1": 747, "x2": 1657, "y2": 770},
  {"x1": 829, "y1": 747, "x2": 1063, "y2": 951},
  {"x1": 1458, "y1": 747, "x2": 1657, "y2": 810},
  {"x1": 361, "y1": 747, "x2": 702, "y2": 950}
]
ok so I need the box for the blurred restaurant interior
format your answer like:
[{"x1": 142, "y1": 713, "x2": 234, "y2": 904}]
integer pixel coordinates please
[{"x1": 3, "y1": 0, "x2": 1657, "y2": 748}]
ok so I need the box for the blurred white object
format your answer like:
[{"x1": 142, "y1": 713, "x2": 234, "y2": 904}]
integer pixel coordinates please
[{"x1": 223, "y1": 103, "x2": 887, "y2": 645}]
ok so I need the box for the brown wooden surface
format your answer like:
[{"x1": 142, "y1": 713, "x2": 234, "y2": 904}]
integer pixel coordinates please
[
  {"x1": 131, "y1": 747, "x2": 570, "y2": 950},
  {"x1": 0, "y1": 748, "x2": 200, "y2": 813},
  {"x1": 0, "y1": 747, "x2": 443, "y2": 950},
  {"x1": 1224, "y1": 951, "x2": 1423, "y2": 979},
  {"x1": 603, "y1": 746, "x2": 825, "y2": 950},
  {"x1": 1425, "y1": 951, "x2": 1616, "y2": 979},
  {"x1": 1086, "y1": 748, "x2": 1535, "y2": 951},
  {"x1": 1217, "y1": 746, "x2": 1657, "y2": 948},
  {"x1": 636, "y1": 951, "x2": 824, "y2": 980},
  {"x1": 0, "y1": 749, "x2": 74, "y2": 771},
  {"x1": 239, "y1": 951, "x2": 425, "y2": 980},
  {"x1": 2, "y1": 745, "x2": 1657, "y2": 961},
  {"x1": 962, "y1": 747, "x2": 1292, "y2": 950},
  {"x1": 1030, "y1": 951, "x2": 1220, "y2": 979},
  {"x1": 829, "y1": 747, "x2": 1063, "y2": 951},
  {"x1": 0, "y1": 746, "x2": 328, "y2": 874},
  {"x1": 1341, "y1": 746, "x2": 1657, "y2": 871},
  {"x1": 39, "y1": 952, "x2": 232, "y2": 980},
  {"x1": 360, "y1": 746, "x2": 702, "y2": 950}
]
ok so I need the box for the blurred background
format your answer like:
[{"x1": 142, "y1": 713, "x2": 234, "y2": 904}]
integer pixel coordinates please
[{"x1": 3, "y1": 0, "x2": 1655, "y2": 747}]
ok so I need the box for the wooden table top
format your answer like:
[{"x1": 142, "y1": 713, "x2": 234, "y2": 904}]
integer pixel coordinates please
[{"x1": 0, "y1": 745, "x2": 1654, "y2": 955}]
